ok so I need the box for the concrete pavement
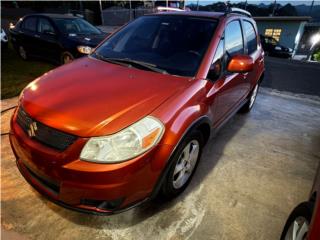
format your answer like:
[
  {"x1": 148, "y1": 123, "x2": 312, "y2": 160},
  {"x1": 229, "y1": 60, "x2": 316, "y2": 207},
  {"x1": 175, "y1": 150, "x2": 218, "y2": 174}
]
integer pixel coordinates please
[{"x1": 1, "y1": 88, "x2": 320, "y2": 240}]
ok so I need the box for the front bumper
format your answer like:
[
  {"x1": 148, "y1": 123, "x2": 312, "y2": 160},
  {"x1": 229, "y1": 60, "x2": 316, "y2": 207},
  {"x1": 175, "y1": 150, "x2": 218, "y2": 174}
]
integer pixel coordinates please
[
  {"x1": 15, "y1": 157, "x2": 149, "y2": 215},
  {"x1": 10, "y1": 109, "x2": 173, "y2": 214}
]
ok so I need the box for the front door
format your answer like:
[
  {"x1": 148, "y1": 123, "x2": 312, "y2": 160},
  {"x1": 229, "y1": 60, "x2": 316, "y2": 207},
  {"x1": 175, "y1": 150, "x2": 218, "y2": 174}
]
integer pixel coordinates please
[
  {"x1": 20, "y1": 16, "x2": 39, "y2": 56},
  {"x1": 211, "y1": 20, "x2": 248, "y2": 127},
  {"x1": 37, "y1": 17, "x2": 61, "y2": 62}
]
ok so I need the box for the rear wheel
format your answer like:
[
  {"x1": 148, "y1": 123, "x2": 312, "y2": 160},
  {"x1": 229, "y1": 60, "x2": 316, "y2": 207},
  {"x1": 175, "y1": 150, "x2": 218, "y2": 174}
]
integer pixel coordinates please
[
  {"x1": 280, "y1": 201, "x2": 314, "y2": 240},
  {"x1": 61, "y1": 52, "x2": 74, "y2": 65},
  {"x1": 160, "y1": 130, "x2": 204, "y2": 199},
  {"x1": 18, "y1": 45, "x2": 28, "y2": 60},
  {"x1": 239, "y1": 82, "x2": 259, "y2": 113}
]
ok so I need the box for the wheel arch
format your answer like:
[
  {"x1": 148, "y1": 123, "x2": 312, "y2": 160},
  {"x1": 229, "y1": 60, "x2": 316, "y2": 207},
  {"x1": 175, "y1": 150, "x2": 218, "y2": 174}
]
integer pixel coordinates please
[
  {"x1": 310, "y1": 191, "x2": 317, "y2": 203},
  {"x1": 150, "y1": 115, "x2": 212, "y2": 199}
]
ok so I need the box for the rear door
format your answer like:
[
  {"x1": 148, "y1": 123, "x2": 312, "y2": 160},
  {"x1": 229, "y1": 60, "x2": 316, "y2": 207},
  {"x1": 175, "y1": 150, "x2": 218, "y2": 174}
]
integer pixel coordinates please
[
  {"x1": 20, "y1": 16, "x2": 39, "y2": 55},
  {"x1": 242, "y1": 20, "x2": 263, "y2": 91},
  {"x1": 37, "y1": 17, "x2": 61, "y2": 61}
]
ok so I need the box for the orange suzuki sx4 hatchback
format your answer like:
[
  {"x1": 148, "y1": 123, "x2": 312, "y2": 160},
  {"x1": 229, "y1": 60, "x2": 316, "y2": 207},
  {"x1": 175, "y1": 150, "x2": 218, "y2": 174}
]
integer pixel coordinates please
[{"x1": 10, "y1": 10, "x2": 264, "y2": 214}]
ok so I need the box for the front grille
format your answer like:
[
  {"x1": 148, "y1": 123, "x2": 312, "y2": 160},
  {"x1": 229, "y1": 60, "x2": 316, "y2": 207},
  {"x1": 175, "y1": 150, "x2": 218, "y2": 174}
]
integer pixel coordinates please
[{"x1": 16, "y1": 107, "x2": 77, "y2": 151}]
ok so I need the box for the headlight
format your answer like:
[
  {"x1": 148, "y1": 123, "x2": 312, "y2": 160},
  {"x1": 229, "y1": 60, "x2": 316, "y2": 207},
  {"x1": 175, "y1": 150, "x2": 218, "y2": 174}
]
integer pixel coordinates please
[
  {"x1": 77, "y1": 45, "x2": 93, "y2": 54},
  {"x1": 80, "y1": 116, "x2": 164, "y2": 163}
]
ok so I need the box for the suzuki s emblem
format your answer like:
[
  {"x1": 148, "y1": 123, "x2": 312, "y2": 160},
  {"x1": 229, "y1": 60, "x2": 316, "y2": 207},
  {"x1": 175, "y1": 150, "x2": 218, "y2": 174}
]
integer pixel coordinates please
[{"x1": 27, "y1": 122, "x2": 37, "y2": 137}]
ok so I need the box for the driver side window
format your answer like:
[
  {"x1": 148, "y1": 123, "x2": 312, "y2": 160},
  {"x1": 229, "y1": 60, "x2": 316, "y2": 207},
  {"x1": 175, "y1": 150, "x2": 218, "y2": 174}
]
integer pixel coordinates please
[{"x1": 225, "y1": 20, "x2": 244, "y2": 58}]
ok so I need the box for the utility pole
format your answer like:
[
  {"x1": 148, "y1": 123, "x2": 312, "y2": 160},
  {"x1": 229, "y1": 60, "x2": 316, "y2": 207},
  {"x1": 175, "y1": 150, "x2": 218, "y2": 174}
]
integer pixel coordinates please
[
  {"x1": 310, "y1": 0, "x2": 315, "y2": 15},
  {"x1": 272, "y1": 0, "x2": 276, "y2": 16},
  {"x1": 99, "y1": 0, "x2": 104, "y2": 25},
  {"x1": 79, "y1": 0, "x2": 83, "y2": 12},
  {"x1": 129, "y1": 0, "x2": 132, "y2": 21}
]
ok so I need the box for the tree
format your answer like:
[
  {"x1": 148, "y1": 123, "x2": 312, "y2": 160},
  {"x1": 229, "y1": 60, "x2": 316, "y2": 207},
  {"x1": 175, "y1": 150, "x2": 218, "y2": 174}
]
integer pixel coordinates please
[{"x1": 276, "y1": 3, "x2": 297, "y2": 16}]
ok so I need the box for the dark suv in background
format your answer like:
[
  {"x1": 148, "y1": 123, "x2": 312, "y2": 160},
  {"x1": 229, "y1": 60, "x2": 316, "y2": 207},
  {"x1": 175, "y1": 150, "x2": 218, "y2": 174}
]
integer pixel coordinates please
[
  {"x1": 9, "y1": 14, "x2": 107, "y2": 64},
  {"x1": 260, "y1": 34, "x2": 293, "y2": 58}
]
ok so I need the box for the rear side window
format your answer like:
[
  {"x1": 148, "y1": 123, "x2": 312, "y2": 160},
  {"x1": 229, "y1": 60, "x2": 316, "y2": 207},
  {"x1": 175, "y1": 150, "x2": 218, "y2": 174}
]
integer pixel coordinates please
[
  {"x1": 23, "y1": 17, "x2": 37, "y2": 32},
  {"x1": 243, "y1": 21, "x2": 257, "y2": 55},
  {"x1": 38, "y1": 18, "x2": 55, "y2": 34},
  {"x1": 225, "y1": 20, "x2": 244, "y2": 56}
]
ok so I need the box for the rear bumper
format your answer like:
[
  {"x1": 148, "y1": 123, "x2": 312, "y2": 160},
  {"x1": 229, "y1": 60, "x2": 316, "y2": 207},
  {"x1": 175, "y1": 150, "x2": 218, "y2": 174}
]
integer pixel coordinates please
[{"x1": 10, "y1": 109, "x2": 173, "y2": 214}]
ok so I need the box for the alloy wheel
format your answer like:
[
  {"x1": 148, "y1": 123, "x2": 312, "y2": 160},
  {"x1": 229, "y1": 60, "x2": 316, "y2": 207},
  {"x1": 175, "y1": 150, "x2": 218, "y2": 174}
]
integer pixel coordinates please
[
  {"x1": 249, "y1": 84, "x2": 259, "y2": 109},
  {"x1": 285, "y1": 216, "x2": 309, "y2": 240},
  {"x1": 173, "y1": 140, "x2": 200, "y2": 189},
  {"x1": 63, "y1": 54, "x2": 73, "y2": 64}
]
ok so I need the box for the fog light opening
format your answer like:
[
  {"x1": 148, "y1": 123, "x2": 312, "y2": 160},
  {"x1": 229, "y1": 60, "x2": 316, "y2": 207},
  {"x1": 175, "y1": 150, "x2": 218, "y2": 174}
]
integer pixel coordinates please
[{"x1": 81, "y1": 197, "x2": 124, "y2": 211}]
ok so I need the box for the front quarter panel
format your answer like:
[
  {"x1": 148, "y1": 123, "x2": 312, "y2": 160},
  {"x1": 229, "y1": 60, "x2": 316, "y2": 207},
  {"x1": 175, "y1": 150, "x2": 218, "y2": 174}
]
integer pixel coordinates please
[{"x1": 150, "y1": 79, "x2": 213, "y2": 171}]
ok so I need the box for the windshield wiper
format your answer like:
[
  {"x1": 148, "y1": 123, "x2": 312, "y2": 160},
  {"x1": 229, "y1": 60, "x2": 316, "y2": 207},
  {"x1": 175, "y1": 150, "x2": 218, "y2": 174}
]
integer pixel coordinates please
[
  {"x1": 93, "y1": 54, "x2": 167, "y2": 74},
  {"x1": 93, "y1": 53, "x2": 131, "y2": 68},
  {"x1": 101, "y1": 57, "x2": 168, "y2": 74},
  {"x1": 122, "y1": 58, "x2": 168, "y2": 74}
]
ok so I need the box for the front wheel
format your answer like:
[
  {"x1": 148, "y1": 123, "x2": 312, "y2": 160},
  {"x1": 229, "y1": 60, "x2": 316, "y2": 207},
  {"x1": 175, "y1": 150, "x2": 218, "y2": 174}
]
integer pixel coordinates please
[
  {"x1": 239, "y1": 83, "x2": 259, "y2": 113},
  {"x1": 160, "y1": 130, "x2": 204, "y2": 199},
  {"x1": 61, "y1": 51, "x2": 74, "y2": 65}
]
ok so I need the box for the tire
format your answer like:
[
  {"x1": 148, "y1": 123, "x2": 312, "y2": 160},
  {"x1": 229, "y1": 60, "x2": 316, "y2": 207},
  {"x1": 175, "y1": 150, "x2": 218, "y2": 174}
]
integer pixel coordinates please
[
  {"x1": 239, "y1": 82, "x2": 259, "y2": 113},
  {"x1": 280, "y1": 201, "x2": 314, "y2": 240},
  {"x1": 61, "y1": 51, "x2": 74, "y2": 65},
  {"x1": 18, "y1": 45, "x2": 28, "y2": 60},
  {"x1": 160, "y1": 130, "x2": 204, "y2": 199}
]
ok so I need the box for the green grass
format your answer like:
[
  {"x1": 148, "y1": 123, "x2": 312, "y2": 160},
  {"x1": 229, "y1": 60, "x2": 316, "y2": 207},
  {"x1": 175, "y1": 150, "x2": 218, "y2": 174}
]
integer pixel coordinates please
[{"x1": 1, "y1": 43, "x2": 55, "y2": 99}]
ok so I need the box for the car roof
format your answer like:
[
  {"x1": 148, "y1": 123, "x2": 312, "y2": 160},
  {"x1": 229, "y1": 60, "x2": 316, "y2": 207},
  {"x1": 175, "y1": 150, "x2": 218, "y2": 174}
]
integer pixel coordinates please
[
  {"x1": 150, "y1": 11, "x2": 225, "y2": 19},
  {"x1": 25, "y1": 13, "x2": 79, "y2": 19}
]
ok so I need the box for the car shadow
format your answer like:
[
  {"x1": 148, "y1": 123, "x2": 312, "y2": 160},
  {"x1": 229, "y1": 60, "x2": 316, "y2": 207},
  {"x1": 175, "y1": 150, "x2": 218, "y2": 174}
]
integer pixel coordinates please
[{"x1": 40, "y1": 112, "x2": 249, "y2": 229}]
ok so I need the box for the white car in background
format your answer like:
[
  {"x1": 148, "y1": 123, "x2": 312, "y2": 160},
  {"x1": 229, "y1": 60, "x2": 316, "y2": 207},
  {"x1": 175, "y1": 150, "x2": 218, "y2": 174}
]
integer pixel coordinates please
[{"x1": 1, "y1": 28, "x2": 8, "y2": 48}]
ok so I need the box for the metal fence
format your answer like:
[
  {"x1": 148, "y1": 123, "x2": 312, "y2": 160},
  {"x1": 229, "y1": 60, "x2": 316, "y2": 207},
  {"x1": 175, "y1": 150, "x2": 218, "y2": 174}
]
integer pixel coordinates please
[
  {"x1": 262, "y1": 57, "x2": 320, "y2": 96},
  {"x1": 101, "y1": 8, "x2": 155, "y2": 26}
]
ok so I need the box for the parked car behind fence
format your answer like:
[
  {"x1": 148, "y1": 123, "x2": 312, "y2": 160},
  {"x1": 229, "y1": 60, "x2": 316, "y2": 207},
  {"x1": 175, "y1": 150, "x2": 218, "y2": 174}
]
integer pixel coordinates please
[{"x1": 9, "y1": 13, "x2": 107, "y2": 65}]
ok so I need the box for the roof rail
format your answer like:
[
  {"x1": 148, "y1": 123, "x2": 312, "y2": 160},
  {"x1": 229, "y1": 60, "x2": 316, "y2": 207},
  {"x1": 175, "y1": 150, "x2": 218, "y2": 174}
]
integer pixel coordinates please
[
  {"x1": 156, "y1": 7, "x2": 185, "y2": 12},
  {"x1": 229, "y1": 7, "x2": 252, "y2": 18}
]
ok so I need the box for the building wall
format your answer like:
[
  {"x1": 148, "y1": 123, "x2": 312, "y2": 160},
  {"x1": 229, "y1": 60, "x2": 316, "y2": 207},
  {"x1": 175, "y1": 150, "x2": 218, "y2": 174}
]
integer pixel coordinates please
[{"x1": 255, "y1": 21, "x2": 303, "y2": 49}]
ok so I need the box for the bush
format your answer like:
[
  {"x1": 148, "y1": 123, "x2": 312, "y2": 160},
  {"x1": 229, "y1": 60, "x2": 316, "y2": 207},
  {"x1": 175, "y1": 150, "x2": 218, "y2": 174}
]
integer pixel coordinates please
[{"x1": 312, "y1": 49, "x2": 320, "y2": 62}]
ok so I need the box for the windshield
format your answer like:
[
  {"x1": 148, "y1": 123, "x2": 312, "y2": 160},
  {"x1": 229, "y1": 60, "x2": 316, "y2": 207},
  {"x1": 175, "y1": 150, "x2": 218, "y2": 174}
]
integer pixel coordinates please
[
  {"x1": 93, "y1": 15, "x2": 217, "y2": 77},
  {"x1": 54, "y1": 18, "x2": 101, "y2": 35}
]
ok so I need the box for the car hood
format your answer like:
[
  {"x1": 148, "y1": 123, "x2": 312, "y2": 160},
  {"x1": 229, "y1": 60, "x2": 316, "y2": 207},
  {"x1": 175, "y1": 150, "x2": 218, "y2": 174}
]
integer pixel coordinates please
[
  {"x1": 67, "y1": 33, "x2": 107, "y2": 47},
  {"x1": 20, "y1": 57, "x2": 191, "y2": 137}
]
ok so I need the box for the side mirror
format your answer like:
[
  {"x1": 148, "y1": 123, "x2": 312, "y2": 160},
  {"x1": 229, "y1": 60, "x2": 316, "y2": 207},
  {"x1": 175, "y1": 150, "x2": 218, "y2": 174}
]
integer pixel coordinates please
[{"x1": 227, "y1": 55, "x2": 254, "y2": 73}]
